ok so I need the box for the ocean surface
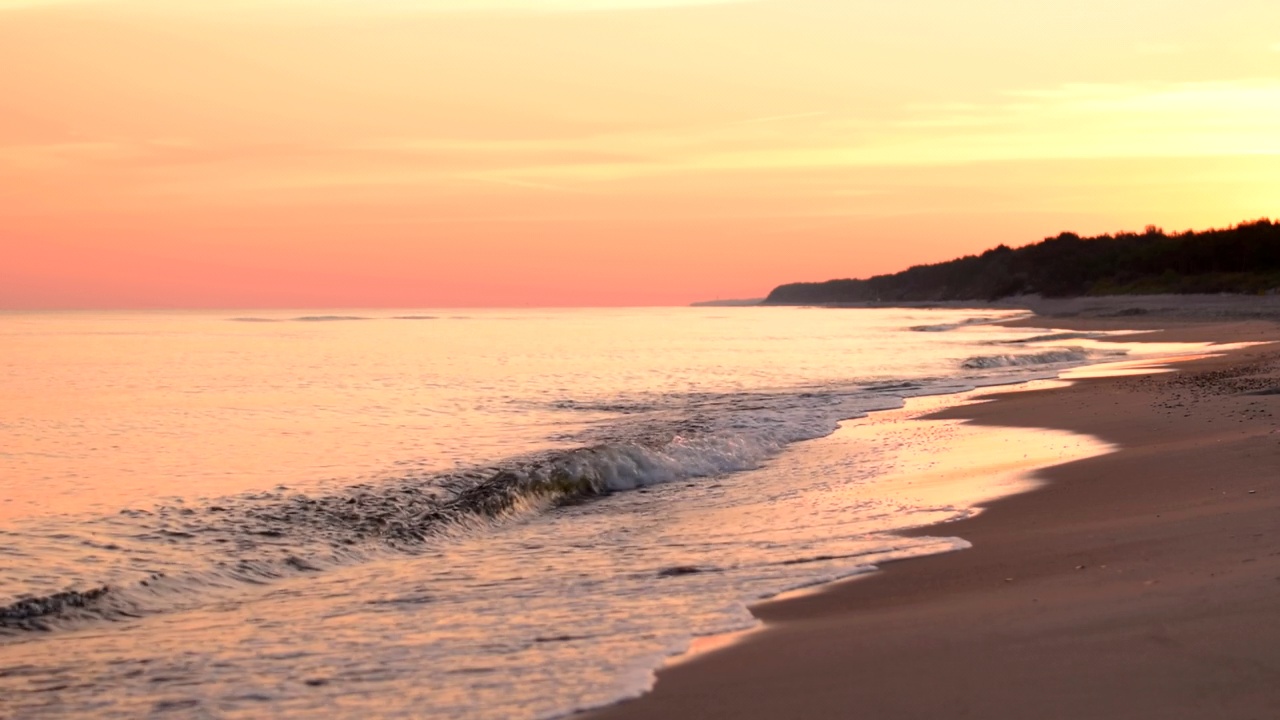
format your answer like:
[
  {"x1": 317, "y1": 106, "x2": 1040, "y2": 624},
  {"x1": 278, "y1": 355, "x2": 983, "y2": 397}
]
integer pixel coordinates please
[{"x1": 0, "y1": 307, "x2": 1202, "y2": 718}]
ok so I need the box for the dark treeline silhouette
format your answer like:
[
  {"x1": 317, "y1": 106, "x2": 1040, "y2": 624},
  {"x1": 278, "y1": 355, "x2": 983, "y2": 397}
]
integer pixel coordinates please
[{"x1": 764, "y1": 219, "x2": 1280, "y2": 305}]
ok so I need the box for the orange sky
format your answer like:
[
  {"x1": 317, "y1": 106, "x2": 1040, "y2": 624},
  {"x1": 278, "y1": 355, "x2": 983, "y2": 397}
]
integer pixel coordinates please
[{"x1": 2, "y1": 0, "x2": 1278, "y2": 308}]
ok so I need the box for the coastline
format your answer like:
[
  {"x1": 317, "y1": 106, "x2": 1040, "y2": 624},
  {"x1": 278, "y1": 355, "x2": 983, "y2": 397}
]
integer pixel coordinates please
[
  {"x1": 587, "y1": 315, "x2": 1280, "y2": 719},
  {"x1": 760, "y1": 293, "x2": 1280, "y2": 326}
]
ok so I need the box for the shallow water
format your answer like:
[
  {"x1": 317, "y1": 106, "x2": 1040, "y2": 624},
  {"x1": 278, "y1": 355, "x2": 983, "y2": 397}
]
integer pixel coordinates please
[{"x1": 0, "y1": 307, "x2": 1205, "y2": 718}]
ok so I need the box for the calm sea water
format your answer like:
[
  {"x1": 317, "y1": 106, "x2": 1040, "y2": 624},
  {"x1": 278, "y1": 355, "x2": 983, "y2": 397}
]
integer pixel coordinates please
[{"x1": 0, "y1": 308, "x2": 1193, "y2": 718}]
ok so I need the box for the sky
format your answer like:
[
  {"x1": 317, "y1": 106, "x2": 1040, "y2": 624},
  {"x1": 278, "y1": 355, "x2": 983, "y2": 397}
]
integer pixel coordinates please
[{"x1": 2, "y1": 0, "x2": 1278, "y2": 308}]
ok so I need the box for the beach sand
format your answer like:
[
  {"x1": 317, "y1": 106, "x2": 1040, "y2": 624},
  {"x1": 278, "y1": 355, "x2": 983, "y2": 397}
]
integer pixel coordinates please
[{"x1": 588, "y1": 317, "x2": 1280, "y2": 719}]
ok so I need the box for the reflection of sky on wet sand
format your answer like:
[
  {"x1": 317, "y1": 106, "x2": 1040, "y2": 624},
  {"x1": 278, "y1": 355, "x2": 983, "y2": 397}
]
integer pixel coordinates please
[
  {"x1": 1061, "y1": 344, "x2": 1262, "y2": 379},
  {"x1": 647, "y1": 388, "x2": 1117, "y2": 670}
]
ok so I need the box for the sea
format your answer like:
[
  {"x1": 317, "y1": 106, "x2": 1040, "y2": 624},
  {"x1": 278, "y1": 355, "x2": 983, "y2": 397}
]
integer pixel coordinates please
[{"x1": 0, "y1": 307, "x2": 1205, "y2": 719}]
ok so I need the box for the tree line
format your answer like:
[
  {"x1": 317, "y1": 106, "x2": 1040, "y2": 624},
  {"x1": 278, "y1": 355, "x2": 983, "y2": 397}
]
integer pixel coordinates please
[{"x1": 764, "y1": 219, "x2": 1280, "y2": 304}]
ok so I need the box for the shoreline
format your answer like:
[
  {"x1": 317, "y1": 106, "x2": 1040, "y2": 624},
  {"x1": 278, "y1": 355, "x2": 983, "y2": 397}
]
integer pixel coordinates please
[
  {"x1": 662, "y1": 383, "x2": 1116, "y2": 670},
  {"x1": 587, "y1": 316, "x2": 1280, "y2": 719},
  {"x1": 756, "y1": 293, "x2": 1280, "y2": 324}
]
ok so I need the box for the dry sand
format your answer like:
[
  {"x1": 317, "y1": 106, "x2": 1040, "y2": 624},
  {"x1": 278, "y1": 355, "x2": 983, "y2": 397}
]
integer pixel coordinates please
[{"x1": 588, "y1": 317, "x2": 1280, "y2": 720}]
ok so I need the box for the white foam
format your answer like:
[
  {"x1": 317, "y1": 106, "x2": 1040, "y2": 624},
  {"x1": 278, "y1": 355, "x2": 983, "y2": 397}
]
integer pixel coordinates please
[{"x1": 961, "y1": 347, "x2": 1093, "y2": 369}]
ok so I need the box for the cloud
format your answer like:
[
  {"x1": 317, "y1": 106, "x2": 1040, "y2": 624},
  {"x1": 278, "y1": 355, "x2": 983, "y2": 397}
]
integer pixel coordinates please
[
  {"x1": 380, "y1": 0, "x2": 754, "y2": 9},
  {"x1": 147, "y1": 81, "x2": 1280, "y2": 190},
  {"x1": 0, "y1": 0, "x2": 96, "y2": 7},
  {"x1": 7, "y1": 79, "x2": 1277, "y2": 207},
  {"x1": 689, "y1": 80, "x2": 1280, "y2": 172},
  {"x1": 734, "y1": 112, "x2": 828, "y2": 125},
  {"x1": 1, "y1": 0, "x2": 755, "y2": 12}
]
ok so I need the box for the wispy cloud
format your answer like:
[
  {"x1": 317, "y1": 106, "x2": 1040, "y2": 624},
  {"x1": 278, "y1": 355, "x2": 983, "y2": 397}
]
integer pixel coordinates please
[
  {"x1": 690, "y1": 80, "x2": 1280, "y2": 171},
  {"x1": 1, "y1": 0, "x2": 756, "y2": 12},
  {"x1": 451, "y1": 80, "x2": 1280, "y2": 184},
  {"x1": 0, "y1": 0, "x2": 99, "y2": 8},
  {"x1": 734, "y1": 112, "x2": 828, "y2": 125},
  {"x1": 6, "y1": 78, "x2": 1278, "y2": 209},
  {"x1": 382, "y1": 0, "x2": 755, "y2": 10}
]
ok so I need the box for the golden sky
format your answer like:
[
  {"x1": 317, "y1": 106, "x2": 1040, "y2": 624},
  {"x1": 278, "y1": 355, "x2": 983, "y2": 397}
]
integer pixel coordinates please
[{"x1": 3, "y1": 0, "x2": 1278, "y2": 307}]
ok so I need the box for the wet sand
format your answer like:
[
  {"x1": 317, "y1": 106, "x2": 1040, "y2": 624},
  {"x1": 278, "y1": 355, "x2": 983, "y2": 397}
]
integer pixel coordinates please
[{"x1": 589, "y1": 317, "x2": 1280, "y2": 719}]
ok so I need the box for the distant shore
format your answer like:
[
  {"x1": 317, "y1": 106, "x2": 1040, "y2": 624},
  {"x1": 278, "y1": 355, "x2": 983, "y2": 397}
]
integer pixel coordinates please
[
  {"x1": 588, "y1": 307, "x2": 1280, "y2": 719},
  {"x1": 763, "y1": 220, "x2": 1280, "y2": 305},
  {"x1": 696, "y1": 292, "x2": 1280, "y2": 322},
  {"x1": 759, "y1": 292, "x2": 1280, "y2": 321}
]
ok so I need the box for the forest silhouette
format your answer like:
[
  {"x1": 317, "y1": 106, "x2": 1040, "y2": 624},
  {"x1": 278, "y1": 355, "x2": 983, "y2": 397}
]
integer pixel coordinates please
[{"x1": 765, "y1": 219, "x2": 1280, "y2": 304}]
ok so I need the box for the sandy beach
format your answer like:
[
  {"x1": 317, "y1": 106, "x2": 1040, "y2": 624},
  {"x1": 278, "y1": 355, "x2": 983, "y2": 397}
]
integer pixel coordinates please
[{"x1": 589, "y1": 316, "x2": 1280, "y2": 720}]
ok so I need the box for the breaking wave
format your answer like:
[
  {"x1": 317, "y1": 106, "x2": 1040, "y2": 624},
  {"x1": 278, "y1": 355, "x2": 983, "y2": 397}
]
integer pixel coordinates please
[
  {"x1": 909, "y1": 316, "x2": 1002, "y2": 332},
  {"x1": 1, "y1": 389, "x2": 900, "y2": 635},
  {"x1": 999, "y1": 331, "x2": 1106, "y2": 344},
  {"x1": 961, "y1": 347, "x2": 1093, "y2": 369}
]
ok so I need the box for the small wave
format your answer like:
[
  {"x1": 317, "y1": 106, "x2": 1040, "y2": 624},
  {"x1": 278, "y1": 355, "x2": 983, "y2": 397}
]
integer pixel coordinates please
[
  {"x1": 909, "y1": 316, "x2": 999, "y2": 332},
  {"x1": 392, "y1": 315, "x2": 439, "y2": 321},
  {"x1": 656, "y1": 566, "x2": 712, "y2": 577},
  {"x1": 0, "y1": 586, "x2": 115, "y2": 632},
  {"x1": 961, "y1": 347, "x2": 1091, "y2": 369},
  {"x1": 1001, "y1": 331, "x2": 1105, "y2": 344},
  {"x1": 863, "y1": 382, "x2": 923, "y2": 393},
  {"x1": 551, "y1": 399, "x2": 660, "y2": 414}
]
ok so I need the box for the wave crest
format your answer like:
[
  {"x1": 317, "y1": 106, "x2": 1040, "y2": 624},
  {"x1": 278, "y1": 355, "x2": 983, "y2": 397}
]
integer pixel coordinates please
[
  {"x1": 0, "y1": 414, "x2": 851, "y2": 634},
  {"x1": 909, "y1": 316, "x2": 1001, "y2": 332},
  {"x1": 961, "y1": 347, "x2": 1092, "y2": 369}
]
